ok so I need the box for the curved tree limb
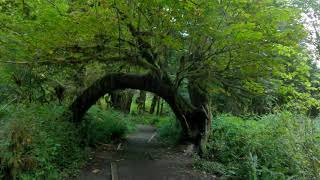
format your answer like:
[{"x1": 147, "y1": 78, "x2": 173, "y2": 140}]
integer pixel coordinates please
[{"x1": 68, "y1": 72, "x2": 208, "y2": 143}]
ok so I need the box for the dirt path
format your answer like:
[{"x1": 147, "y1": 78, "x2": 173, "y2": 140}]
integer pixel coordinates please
[{"x1": 75, "y1": 124, "x2": 216, "y2": 180}]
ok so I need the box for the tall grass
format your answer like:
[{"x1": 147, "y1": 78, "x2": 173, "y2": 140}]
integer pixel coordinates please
[{"x1": 195, "y1": 112, "x2": 320, "y2": 179}]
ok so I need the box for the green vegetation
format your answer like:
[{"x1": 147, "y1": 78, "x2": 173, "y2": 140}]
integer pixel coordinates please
[
  {"x1": 0, "y1": 104, "x2": 85, "y2": 179},
  {"x1": 195, "y1": 113, "x2": 320, "y2": 179},
  {"x1": 156, "y1": 116, "x2": 182, "y2": 145},
  {"x1": 0, "y1": 104, "x2": 134, "y2": 179},
  {"x1": 83, "y1": 106, "x2": 136, "y2": 146},
  {"x1": 0, "y1": 0, "x2": 320, "y2": 179}
]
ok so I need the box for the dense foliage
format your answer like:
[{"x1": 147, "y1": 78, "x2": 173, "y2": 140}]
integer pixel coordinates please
[
  {"x1": 0, "y1": 105, "x2": 133, "y2": 179},
  {"x1": 0, "y1": 105, "x2": 85, "y2": 179},
  {"x1": 195, "y1": 113, "x2": 320, "y2": 179},
  {"x1": 83, "y1": 105, "x2": 135, "y2": 146},
  {"x1": 0, "y1": 0, "x2": 319, "y2": 114},
  {"x1": 0, "y1": 0, "x2": 320, "y2": 179}
]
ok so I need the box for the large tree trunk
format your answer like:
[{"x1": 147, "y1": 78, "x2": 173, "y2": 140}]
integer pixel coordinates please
[
  {"x1": 67, "y1": 73, "x2": 208, "y2": 148},
  {"x1": 188, "y1": 79, "x2": 212, "y2": 155}
]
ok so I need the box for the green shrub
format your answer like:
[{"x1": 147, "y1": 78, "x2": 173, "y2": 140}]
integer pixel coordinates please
[
  {"x1": 82, "y1": 106, "x2": 136, "y2": 146},
  {"x1": 156, "y1": 116, "x2": 182, "y2": 145},
  {"x1": 0, "y1": 104, "x2": 136, "y2": 179},
  {"x1": 0, "y1": 104, "x2": 87, "y2": 179},
  {"x1": 196, "y1": 112, "x2": 320, "y2": 179},
  {"x1": 130, "y1": 113, "x2": 162, "y2": 125}
]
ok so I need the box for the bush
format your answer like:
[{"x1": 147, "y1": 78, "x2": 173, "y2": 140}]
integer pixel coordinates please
[
  {"x1": 82, "y1": 106, "x2": 136, "y2": 146},
  {"x1": 0, "y1": 104, "x2": 135, "y2": 179},
  {"x1": 156, "y1": 116, "x2": 182, "y2": 145},
  {"x1": 129, "y1": 113, "x2": 162, "y2": 125},
  {"x1": 196, "y1": 112, "x2": 320, "y2": 179},
  {"x1": 0, "y1": 104, "x2": 87, "y2": 179}
]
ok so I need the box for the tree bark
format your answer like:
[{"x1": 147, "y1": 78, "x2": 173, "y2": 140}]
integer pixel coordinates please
[
  {"x1": 68, "y1": 73, "x2": 208, "y2": 145},
  {"x1": 136, "y1": 90, "x2": 146, "y2": 114},
  {"x1": 156, "y1": 97, "x2": 161, "y2": 115},
  {"x1": 160, "y1": 100, "x2": 164, "y2": 115},
  {"x1": 149, "y1": 94, "x2": 158, "y2": 114},
  {"x1": 110, "y1": 90, "x2": 133, "y2": 113},
  {"x1": 188, "y1": 79, "x2": 212, "y2": 156}
]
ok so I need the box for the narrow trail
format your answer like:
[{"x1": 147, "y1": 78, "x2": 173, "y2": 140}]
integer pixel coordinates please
[{"x1": 76, "y1": 124, "x2": 216, "y2": 180}]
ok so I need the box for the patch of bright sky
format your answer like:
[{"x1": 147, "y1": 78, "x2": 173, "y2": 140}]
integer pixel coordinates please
[{"x1": 302, "y1": 11, "x2": 319, "y2": 65}]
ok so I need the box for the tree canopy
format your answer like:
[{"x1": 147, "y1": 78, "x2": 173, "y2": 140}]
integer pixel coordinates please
[
  {"x1": 0, "y1": 0, "x2": 318, "y2": 115},
  {"x1": 1, "y1": 0, "x2": 320, "y2": 179}
]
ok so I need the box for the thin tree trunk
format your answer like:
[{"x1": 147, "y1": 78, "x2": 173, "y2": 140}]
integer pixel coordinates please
[
  {"x1": 136, "y1": 90, "x2": 146, "y2": 114},
  {"x1": 110, "y1": 90, "x2": 133, "y2": 113},
  {"x1": 150, "y1": 94, "x2": 157, "y2": 114},
  {"x1": 160, "y1": 100, "x2": 164, "y2": 115},
  {"x1": 156, "y1": 97, "x2": 161, "y2": 115}
]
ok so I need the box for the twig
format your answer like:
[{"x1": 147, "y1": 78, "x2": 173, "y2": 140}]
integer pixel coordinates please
[
  {"x1": 148, "y1": 132, "x2": 157, "y2": 143},
  {"x1": 0, "y1": 97, "x2": 17, "y2": 111}
]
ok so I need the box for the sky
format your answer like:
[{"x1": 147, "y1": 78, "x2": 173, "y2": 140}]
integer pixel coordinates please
[{"x1": 301, "y1": 9, "x2": 319, "y2": 64}]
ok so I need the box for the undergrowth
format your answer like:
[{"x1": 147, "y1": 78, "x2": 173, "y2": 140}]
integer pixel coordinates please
[
  {"x1": 194, "y1": 112, "x2": 320, "y2": 179},
  {"x1": 156, "y1": 116, "x2": 182, "y2": 145},
  {"x1": 130, "y1": 113, "x2": 162, "y2": 125},
  {"x1": 83, "y1": 106, "x2": 136, "y2": 146},
  {"x1": 129, "y1": 112, "x2": 182, "y2": 145},
  {"x1": 0, "y1": 104, "x2": 85, "y2": 179},
  {"x1": 0, "y1": 104, "x2": 134, "y2": 179}
]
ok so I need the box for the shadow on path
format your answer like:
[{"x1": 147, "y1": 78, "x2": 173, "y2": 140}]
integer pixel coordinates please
[{"x1": 76, "y1": 124, "x2": 216, "y2": 180}]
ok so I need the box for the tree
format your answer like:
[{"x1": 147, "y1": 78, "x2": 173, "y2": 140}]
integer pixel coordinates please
[
  {"x1": 110, "y1": 90, "x2": 134, "y2": 113},
  {"x1": 136, "y1": 90, "x2": 146, "y2": 114},
  {"x1": 0, "y1": 0, "x2": 310, "y2": 153}
]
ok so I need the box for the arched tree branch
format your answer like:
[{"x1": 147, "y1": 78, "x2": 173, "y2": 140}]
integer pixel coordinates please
[{"x1": 68, "y1": 72, "x2": 207, "y2": 143}]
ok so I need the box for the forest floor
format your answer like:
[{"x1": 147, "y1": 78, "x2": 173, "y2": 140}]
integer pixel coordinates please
[{"x1": 75, "y1": 124, "x2": 217, "y2": 180}]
